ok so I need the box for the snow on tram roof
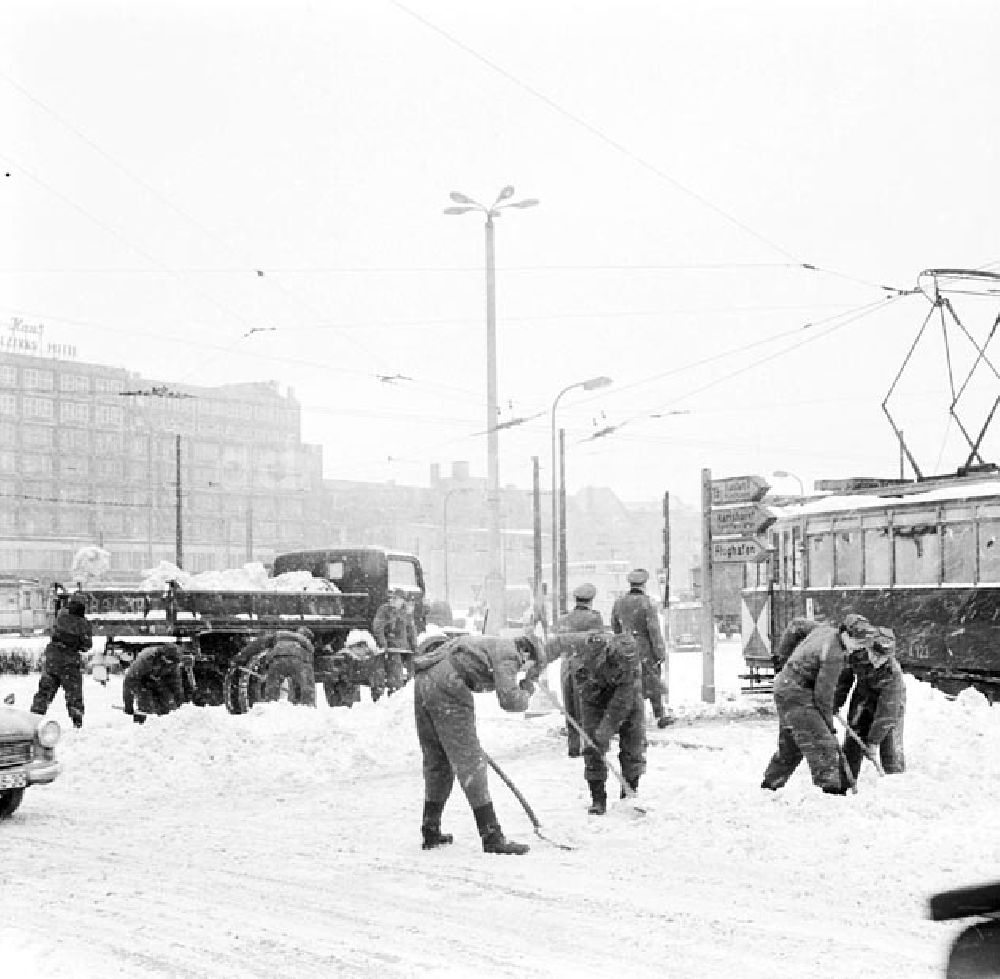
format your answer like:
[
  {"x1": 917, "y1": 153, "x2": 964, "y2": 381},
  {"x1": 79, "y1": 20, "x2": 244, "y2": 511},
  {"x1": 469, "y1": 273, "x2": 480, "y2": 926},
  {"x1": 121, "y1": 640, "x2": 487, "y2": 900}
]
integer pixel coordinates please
[{"x1": 770, "y1": 475, "x2": 1000, "y2": 519}]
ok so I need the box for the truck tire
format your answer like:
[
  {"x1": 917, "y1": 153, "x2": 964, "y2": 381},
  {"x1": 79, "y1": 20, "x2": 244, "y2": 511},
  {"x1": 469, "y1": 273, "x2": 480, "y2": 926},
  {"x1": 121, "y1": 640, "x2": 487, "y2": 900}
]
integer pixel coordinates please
[
  {"x1": 0, "y1": 787, "x2": 25, "y2": 819},
  {"x1": 223, "y1": 664, "x2": 243, "y2": 714},
  {"x1": 261, "y1": 654, "x2": 316, "y2": 706}
]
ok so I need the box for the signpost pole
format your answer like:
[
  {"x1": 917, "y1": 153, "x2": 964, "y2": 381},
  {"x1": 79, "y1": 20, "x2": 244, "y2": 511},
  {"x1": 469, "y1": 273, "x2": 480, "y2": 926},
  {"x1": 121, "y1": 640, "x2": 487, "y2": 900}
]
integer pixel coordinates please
[{"x1": 700, "y1": 468, "x2": 716, "y2": 704}]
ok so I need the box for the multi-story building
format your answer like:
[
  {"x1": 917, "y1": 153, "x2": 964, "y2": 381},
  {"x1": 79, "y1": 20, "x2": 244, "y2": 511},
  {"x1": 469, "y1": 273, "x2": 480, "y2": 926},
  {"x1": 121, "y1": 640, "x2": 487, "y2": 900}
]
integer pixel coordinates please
[{"x1": 0, "y1": 342, "x2": 322, "y2": 585}]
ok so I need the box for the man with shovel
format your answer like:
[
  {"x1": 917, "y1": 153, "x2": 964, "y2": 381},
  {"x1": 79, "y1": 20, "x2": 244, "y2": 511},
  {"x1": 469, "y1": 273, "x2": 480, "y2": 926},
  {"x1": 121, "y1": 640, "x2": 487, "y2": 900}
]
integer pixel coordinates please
[
  {"x1": 760, "y1": 613, "x2": 879, "y2": 794},
  {"x1": 412, "y1": 630, "x2": 545, "y2": 855},
  {"x1": 575, "y1": 630, "x2": 645, "y2": 815},
  {"x1": 834, "y1": 625, "x2": 906, "y2": 778}
]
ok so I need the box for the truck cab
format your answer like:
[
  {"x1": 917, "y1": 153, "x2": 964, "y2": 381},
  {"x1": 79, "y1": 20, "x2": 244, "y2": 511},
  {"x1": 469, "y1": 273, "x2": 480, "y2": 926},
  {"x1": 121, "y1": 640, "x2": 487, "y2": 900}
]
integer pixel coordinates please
[{"x1": 271, "y1": 546, "x2": 426, "y2": 632}]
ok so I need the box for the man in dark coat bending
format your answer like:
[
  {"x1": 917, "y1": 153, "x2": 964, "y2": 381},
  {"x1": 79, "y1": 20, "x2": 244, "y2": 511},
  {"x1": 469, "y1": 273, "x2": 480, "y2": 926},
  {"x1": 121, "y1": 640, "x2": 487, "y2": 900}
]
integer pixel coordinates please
[{"x1": 413, "y1": 631, "x2": 544, "y2": 855}]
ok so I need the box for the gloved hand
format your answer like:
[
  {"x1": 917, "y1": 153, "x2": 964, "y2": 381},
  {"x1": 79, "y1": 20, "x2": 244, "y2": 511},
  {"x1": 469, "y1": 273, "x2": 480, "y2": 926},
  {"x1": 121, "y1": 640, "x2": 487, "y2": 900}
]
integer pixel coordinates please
[
  {"x1": 518, "y1": 678, "x2": 535, "y2": 695},
  {"x1": 523, "y1": 660, "x2": 542, "y2": 684}
]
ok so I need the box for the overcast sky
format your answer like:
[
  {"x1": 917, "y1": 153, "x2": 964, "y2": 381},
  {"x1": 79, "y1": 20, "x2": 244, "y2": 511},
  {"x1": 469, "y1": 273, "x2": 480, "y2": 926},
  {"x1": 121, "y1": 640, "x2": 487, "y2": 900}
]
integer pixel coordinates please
[{"x1": 4, "y1": 1, "x2": 1000, "y2": 506}]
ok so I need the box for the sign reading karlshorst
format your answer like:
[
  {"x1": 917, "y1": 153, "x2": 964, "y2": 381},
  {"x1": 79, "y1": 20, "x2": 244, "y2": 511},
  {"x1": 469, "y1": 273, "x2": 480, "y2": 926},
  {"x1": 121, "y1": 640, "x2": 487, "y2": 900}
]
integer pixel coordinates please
[
  {"x1": 710, "y1": 502, "x2": 776, "y2": 537},
  {"x1": 710, "y1": 474, "x2": 770, "y2": 505},
  {"x1": 711, "y1": 538, "x2": 770, "y2": 563}
]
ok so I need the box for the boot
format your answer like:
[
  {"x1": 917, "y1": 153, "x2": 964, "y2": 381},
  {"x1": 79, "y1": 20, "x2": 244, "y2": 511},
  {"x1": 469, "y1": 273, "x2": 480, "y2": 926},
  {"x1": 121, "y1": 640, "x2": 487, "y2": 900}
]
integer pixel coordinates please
[
  {"x1": 620, "y1": 777, "x2": 639, "y2": 800},
  {"x1": 587, "y1": 780, "x2": 607, "y2": 815},
  {"x1": 420, "y1": 800, "x2": 453, "y2": 850},
  {"x1": 656, "y1": 713, "x2": 674, "y2": 729},
  {"x1": 473, "y1": 803, "x2": 529, "y2": 855}
]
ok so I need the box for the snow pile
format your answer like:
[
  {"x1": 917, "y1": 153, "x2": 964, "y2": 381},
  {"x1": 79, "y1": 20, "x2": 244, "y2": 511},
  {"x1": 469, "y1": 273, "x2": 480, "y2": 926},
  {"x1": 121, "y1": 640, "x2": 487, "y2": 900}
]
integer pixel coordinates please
[
  {"x1": 344, "y1": 628, "x2": 378, "y2": 652},
  {"x1": 70, "y1": 546, "x2": 111, "y2": 584},
  {"x1": 138, "y1": 561, "x2": 340, "y2": 593}
]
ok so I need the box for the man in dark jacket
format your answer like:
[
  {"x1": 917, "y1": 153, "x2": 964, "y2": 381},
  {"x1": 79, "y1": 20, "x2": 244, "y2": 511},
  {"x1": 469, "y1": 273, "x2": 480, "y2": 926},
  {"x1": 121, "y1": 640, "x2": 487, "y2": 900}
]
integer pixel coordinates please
[
  {"x1": 123, "y1": 644, "x2": 196, "y2": 720},
  {"x1": 372, "y1": 591, "x2": 417, "y2": 694},
  {"x1": 576, "y1": 630, "x2": 645, "y2": 814},
  {"x1": 31, "y1": 596, "x2": 92, "y2": 728},
  {"x1": 554, "y1": 582, "x2": 603, "y2": 758},
  {"x1": 834, "y1": 625, "x2": 906, "y2": 778},
  {"x1": 611, "y1": 568, "x2": 671, "y2": 728},
  {"x1": 413, "y1": 631, "x2": 543, "y2": 855},
  {"x1": 761, "y1": 613, "x2": 878, "y2": 794}
]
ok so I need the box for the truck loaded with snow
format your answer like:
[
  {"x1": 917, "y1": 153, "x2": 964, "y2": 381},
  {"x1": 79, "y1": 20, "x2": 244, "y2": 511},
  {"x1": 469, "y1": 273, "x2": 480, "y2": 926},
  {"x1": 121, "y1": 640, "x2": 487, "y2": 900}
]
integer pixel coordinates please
[{"x1": 54, "y1": 546, "x2": 426, "y2": 713}]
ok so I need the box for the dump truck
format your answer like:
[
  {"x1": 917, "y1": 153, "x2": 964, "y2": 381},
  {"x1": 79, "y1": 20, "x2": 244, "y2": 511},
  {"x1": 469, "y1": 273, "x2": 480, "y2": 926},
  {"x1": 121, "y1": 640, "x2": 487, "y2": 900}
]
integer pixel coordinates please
[{"x1": 55, "y1": 546, "x2": 426, "y2": 713}]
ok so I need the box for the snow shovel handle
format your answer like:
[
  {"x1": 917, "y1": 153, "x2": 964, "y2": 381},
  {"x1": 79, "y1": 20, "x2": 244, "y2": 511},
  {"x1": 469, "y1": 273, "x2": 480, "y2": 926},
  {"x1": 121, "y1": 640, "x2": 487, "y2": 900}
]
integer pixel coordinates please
[
  {"x1": 835, "y1": 712, "x2": 885, "y2": 775},
  {"x1": 482, "y1": 750, "x2": 541, "y2": 830}
]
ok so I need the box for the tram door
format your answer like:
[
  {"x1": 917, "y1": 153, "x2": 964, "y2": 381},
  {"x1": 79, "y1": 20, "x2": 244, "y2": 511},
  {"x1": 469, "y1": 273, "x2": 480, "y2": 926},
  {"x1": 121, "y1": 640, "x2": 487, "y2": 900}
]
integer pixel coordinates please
[{"x1": 20, "y1": 585, "x2": 33, "y2": 634}]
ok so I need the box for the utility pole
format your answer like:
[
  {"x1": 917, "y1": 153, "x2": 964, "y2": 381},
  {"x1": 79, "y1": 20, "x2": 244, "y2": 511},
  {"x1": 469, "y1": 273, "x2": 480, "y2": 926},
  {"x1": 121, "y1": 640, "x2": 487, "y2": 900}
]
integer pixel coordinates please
[
  {"x1": 175, "y1": 434, "x2": 183, "y2": 569},
  {"x1": 558, "y1": 428, "x2": 568, "y2": 615},
  {"x1": 531, "y1": 456, "x2": 542, "y2": 598},
  {"x1": 700, "y1": 468, "x2": 715, "y2": 704}
]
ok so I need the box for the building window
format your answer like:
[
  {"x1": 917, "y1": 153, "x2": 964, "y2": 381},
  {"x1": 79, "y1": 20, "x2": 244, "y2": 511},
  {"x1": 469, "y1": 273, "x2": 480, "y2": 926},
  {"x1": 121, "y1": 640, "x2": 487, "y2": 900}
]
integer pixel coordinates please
[
  {"x1": 94, "y1": 377, "x2": 123, "y2": 394},
  {"x1": 22, "y1": 455, "x2": 54, "y2": 477},
  {"x1": 23, "y1": 368, "x2": 54, "y2": 391},
  {"x1": 0, "y1": 393, "x2": 16, "y2": 416},
  {"x1": 0, "y1": 422, "x2": 14, "y2": 446},
  {"x1": 59, "y1": 373, "x2": 90, "y2": 393},
  {"x1": 0, "y1": 366, "x2": 15, "y2": 387},
  {"x1": 93, "y1": 432, "x2": 123, "y2": 454},
  {"x1": 60, "y1": 401, "x2": 90, "y2": 424},
  {"x1": 94, "y1": 404, "x2": 124, "y2": 427},
  {"x1": 60, "y1": 428, "x2": 89, "y2": 451},
  {"x1": 23, "y1": 397, "x2": 54, "y2": 420},
  {"x1": 0, "y1": 451, "x2": 14, "y2": 472},
  {"x1": 22, "y1": 425, "x2": 54, "y2": 449}
]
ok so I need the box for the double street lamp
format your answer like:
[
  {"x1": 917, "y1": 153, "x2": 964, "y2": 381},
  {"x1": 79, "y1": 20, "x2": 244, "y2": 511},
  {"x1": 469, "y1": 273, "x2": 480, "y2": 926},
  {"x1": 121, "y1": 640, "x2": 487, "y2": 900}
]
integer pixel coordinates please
[
  {"x1": 445, "y1": 186, "x2": 538, "y2": 633},
  {"x1": 551, "y1": 376, "x2": 613, "y2": 616}
]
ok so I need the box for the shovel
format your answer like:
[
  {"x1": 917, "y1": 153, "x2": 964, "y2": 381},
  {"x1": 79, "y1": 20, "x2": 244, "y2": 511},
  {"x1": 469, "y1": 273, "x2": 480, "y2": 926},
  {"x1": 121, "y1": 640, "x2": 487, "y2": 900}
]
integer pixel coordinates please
[
  {"x1": 536, "y1": 676, "x2": 647, "y2": 816},
  {"x1": 482, "y1": 750, "x2": 576, "y2": 851},
  {"x1": 835, "y1": 711, "x2": 885, "y2": 775}
]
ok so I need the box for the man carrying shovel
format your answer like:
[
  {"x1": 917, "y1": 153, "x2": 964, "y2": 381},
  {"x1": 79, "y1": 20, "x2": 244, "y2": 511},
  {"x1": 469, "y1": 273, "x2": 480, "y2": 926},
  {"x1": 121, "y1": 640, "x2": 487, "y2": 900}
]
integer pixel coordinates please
[{"x1": 412, "y1": 630, "x2": 544, "y2": 855}]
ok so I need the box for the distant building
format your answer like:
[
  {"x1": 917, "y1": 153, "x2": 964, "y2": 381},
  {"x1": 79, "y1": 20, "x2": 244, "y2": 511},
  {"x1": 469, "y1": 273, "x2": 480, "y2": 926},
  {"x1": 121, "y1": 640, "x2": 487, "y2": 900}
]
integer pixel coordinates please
[{"x1": 1, "y1": 344, "x2": 322, "y2": 584}]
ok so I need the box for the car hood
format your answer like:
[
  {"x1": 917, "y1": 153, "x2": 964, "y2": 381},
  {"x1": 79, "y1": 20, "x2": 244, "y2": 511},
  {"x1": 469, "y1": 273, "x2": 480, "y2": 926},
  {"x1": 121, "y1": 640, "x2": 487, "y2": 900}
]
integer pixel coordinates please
[{"x1": 0, "y1": 706, "x2": 41, "y2": 739}]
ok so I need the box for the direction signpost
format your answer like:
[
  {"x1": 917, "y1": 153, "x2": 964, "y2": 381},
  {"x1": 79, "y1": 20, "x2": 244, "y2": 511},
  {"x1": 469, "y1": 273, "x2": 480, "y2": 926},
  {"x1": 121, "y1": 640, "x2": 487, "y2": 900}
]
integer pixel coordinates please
[{"x1": 702, "y1": 471, "x2": 776, "y2": 703}]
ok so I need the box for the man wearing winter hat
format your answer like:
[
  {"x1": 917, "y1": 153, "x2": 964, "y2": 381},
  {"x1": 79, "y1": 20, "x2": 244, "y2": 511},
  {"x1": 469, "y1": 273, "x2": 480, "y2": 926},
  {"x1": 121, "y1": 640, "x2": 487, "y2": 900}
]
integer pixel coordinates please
[
  {"x1": 553, "y1": 582, "x2": 604, "y2": 758},
  {"x1": 31, "y1": 595, "x2": 92, "y2": 729},
  {"x1": 834, "y1": 624, "x2": 906, "y2": 777},
  {"x1": 611, "y1": 568, "x2": 672, "y2": 728},
  {"x1": 761, "y1": 612, "x2": 879, "y2": 794}
]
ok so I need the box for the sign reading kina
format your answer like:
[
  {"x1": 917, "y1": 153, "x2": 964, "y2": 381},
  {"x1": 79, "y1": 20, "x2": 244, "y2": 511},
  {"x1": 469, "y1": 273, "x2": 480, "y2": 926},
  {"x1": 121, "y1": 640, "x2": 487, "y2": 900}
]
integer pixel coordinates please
[
  {"x1": 711, "y1": 538, "x2": 770, "y2": 563},
  {"x1": 711, "y1": 475, "x2": 770, "y2": 505}
]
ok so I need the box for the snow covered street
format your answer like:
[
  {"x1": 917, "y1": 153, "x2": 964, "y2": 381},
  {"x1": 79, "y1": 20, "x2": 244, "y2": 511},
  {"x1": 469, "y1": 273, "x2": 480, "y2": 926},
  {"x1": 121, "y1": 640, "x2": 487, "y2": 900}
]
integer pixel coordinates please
[{"x1": 2, "y1": 638, "x2": 998, "y2": 978}]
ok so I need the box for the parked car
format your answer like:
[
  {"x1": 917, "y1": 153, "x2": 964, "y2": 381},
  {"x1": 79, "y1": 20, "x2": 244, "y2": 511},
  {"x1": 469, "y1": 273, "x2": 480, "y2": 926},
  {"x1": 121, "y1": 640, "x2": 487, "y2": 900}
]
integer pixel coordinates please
[{"x1": 0, "y1": 693, "x2": 61, "y2": 818}]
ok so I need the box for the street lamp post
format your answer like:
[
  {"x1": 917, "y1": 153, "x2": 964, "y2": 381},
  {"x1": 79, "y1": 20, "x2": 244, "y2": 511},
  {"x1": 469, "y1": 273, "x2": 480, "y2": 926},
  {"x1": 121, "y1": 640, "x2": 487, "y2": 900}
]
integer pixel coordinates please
[
  {"x1": 772, "y1": 469, "x2": 805, "y2": 497},
  {"x1": 445, "y1": 187, "x2": 538, "y2": 633},
  {"x1": 550, "y1": 375, "x2": 613, "y2": 616}
]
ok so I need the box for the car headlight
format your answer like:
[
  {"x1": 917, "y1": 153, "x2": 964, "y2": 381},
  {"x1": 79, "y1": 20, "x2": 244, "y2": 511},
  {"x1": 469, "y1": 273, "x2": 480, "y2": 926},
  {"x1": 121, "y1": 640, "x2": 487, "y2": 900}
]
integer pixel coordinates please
[{"x1": 36, "y1": 719, "x2": 61, "y2": 748}]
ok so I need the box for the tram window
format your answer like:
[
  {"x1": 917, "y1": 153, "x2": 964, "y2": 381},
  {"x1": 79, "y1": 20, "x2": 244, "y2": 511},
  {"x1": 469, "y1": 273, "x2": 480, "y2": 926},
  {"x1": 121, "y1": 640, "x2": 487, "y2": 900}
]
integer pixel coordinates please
[
  {"x1": 834, "y1": 530, "x2": 862, "y2": 587},
  {"x1": 943, "y1": 523, "x2": 975, "y2": 583},
  {"x1": 807, "y1": 533, "x2": 833, "y2": 587},
  {"x1": 864, "y1": 528, "x2": 890, "y2": 586},
  {"x1": 978, "y1": 519, "x2": 1000, "y2": 582},
  {"x1": 894, "y1": 525, "x2": 940, "y2": 585}
]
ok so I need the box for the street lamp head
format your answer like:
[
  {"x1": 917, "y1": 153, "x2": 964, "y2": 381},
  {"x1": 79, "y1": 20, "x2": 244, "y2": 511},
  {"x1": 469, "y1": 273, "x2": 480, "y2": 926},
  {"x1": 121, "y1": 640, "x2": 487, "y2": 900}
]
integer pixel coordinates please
[
  {"x1": 773, "y1": 469, "x2": 791, "y2": 478},
  {"x1": 505, "y1": 198, "x2": 540, "y2": 209},
  {"x1": 582, "y1": 375, "x2": 613, "y2": 391},
  {"x1": 495, "y1": 185, "x2": 515, "y2": 204},
  {"x1": 444, "y1": 205, "x2": 479, "y2": 215},
  {"x1": 449, "y1": 191, "x2": 478, "y2": 205}
]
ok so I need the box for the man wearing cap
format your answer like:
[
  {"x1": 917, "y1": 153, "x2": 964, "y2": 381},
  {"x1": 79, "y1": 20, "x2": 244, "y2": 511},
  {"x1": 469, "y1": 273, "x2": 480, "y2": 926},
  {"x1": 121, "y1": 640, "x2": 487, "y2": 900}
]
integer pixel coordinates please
[
  {"x1": 611, "y1": 568, "x2": 671, "y2": 728},
  {"x1": 761, "y1": 612, "x2": 879, "y2": 794},
  {"x1": 31, "y1": 595, "x2": 93, "y2": 729},
  {"x1": 834, "y1": 625, "x2": 906, "y2": 778},
  {"x1": 412, "y1": 630, "x2": 545, "y2": 855},
  {"x1": 122, "y1": 643, "x2": 197, "y2": 722},
  {"x1": 553, "y1": 582, "x2": 604, "y2": 758},
  {"x1": 372, "y1": 590, "x2": 417, "y2": 695}
]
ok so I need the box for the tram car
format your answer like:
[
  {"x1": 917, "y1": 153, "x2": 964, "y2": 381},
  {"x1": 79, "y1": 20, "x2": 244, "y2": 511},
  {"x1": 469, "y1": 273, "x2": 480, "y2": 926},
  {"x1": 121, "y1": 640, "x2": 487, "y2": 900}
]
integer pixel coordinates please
[
  {"x1": 741, "y1": 470, "x2": 1000, "y2": 699},
  {"x1": 0, "y1": 576, "x2": 49, "y2": 635}
]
